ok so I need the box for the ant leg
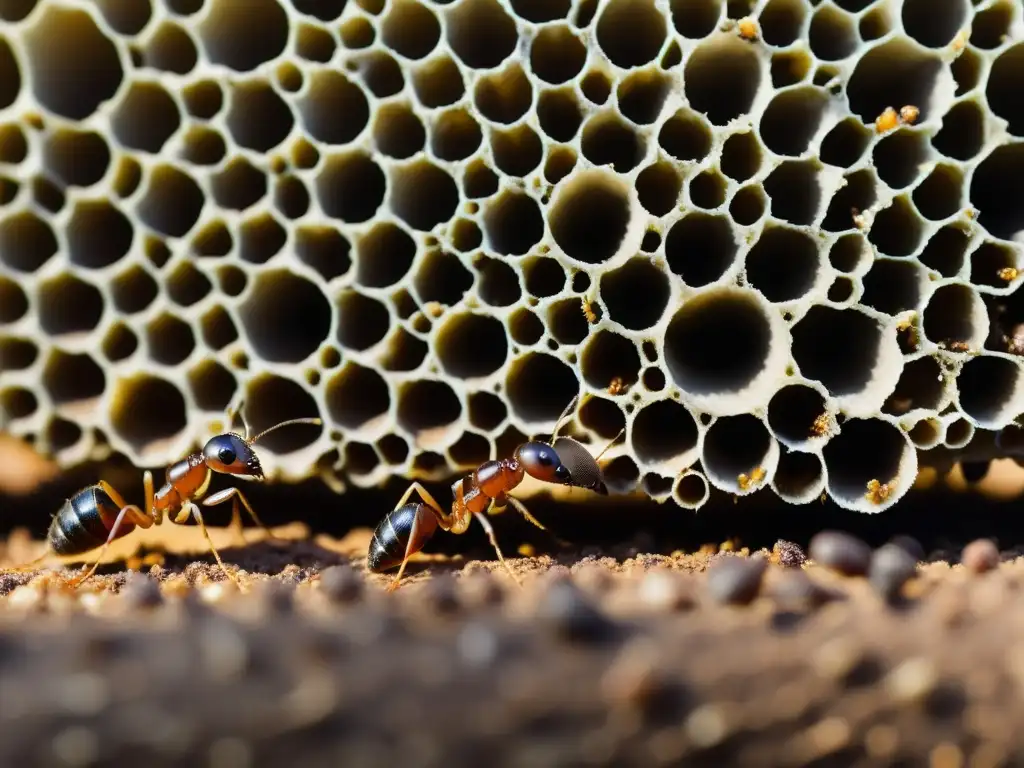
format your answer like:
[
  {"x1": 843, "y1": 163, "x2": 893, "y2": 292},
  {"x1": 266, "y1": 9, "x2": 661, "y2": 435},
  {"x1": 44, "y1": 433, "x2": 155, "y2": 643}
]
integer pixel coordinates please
[
  {"x1": 5, "y1": 550, "x2": 55, "y2": 574},
  {"x1": 393, "y1": 482, "x2": 451, "y2": 526},
  {"x1": 472, "y1": 512, "x2": 522, "y2": 588},
  {"x1": 187, "y1": 503, "x2": 246, "y2": 592},
  {"x1": 202, "y1": 487, "x2": 281, "y2": 544},
  {"x1": 68, "y1": 504, "x2": 153, "y2": 588},
  {"x1": 503, "y1": 496, "x2": 572, "y2": 548},
  {"x1": 386, "y1": 505, "x2": 440, "y2": 593}
]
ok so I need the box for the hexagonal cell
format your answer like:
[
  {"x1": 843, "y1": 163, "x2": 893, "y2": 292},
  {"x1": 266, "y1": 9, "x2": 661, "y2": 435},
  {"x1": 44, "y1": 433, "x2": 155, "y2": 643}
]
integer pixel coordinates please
[
  {"x1": 136, "y1": 164, "x2": 205, "y2": 238},
  {"x1": 327, "y1": 362, "x2": 391, "y2": 430},
  {"x1": 957, "y1": 355, "x2": 1023, "y2": 429},
  {"x1": 760, "y1": 86, "x2": 830, "y2": 157},
  {"x1": 860, "y1": 258, "x2": 924, "y2": 316},
  {"x1": 336, "y1": 289, "x2": 391, "y2": 352},
  {"x1": 702, "y1": 414, "x2": 776, "y2": 495},
  {"x1": 483, "y1": 189, "x2": 544, "y2": 257},
  {"x1": 505, "y1": 352, "x2": 579, "y2": 424},
  {"x1": 531, "y1": 23, "x2": 586, "y2": 85},
  {"x1": 316, "y1": 151, "x2": 386, "y2": 224},
  {"x1": 67, "y1": 200, "x2": 133, "y2": 269},
  {"x1": 24, "y1": 6, "x2": 122, "y2": 120},
  {"x1": 523, "y1": 257, "x2": 565, "y2": 298},
  {"x1": 1, "y1": 387, "x2": 38, "y2": 422},
  {"x1": 617, "y1": 67, "x2": 672, "y2": 125},
  {"x1": 665, "y1": 212, "x2": 736, "y2": 287},
  {"x1": 414, "y1": 249, "x2": 473, "y2": 305},
  {"x1": 922, "y1": 283, "x2": 987, "y2": 348},
  {"x1": 822, "y1": 417, "x2": 916, "y2": 512},
  {"x1": 809, "y1": 4, "x2": 858, "y2": 61},
  {"x1": 299, "y1": 70, "x2": 370, "y2": 146},
  {"x1": 243, "y1": 374, "x2": 323, "y2": 454},
  {"x1": 240, "y1": 269, "x2": 332, "y2": 364},
  {"x1": 596, "y1": 0, "x2": 666, "y2": 68},
  {"x1": 919, "y1": 225, "x2": 970, "y2": 278},
  {"x1": 143, "y1": 312, "x2": 195, "y2": 367},
  {"x1": 435, "y1": 312, "x2": 508, "y2": 379},
  {"x1": 110, "y1": 373, "x2": 188, "y2": 453},
  {"x1": 0, "y1": 210, "x2": 58, "y2": 273},
  {"x1": 819, "y1": 117, "x2": 872, "y2": 168},
  {"x1": 971, "y1": 144, "x2": 1024, "y2": 243},
  {"x1": 38, "y1": 274, "x2": 104, "y2": 337},
  {"x1": 141, "y1": 21, "x2": 198, "y2": 74},
  {"x1": 446, "y1": 0, "x2": 517, "y2": 69},
  {"x1": 397, "y1": 379, "x2": 462, "y2": 443},
  {"x1": 664, "y1": 287, "x2": 789, "y2": 413},
  {"x1": 903, "y1": 0, "x2": 969, "y2": 48},
  {"x1": 792, "y1": 306, "x2": 888, "y2": 398},
  {"x1": 111, "y1": 81, "x2": 181, "y2": 153},
  {"x1": 550, "y1": 170, "x2": 636, "y2": 265},
  {"x1": 763, "y1": 160, "x2": 821, "y2": 226},
  {"x1": 581, "y1": 329, "x2": 641, "y2": 391},
  {"x1": 412, "y1": 54, "x2": 465, "y2": 108},
  {"x1": 768, "y1": 382, "x2": 830, "y2": 448},
  {"x1": 187, "y1": 359, "x2": 236, "y2": 413},
  {"x1": 0, "y1": 336, "x2": 37, "y2": 371},
  {"x1": 600, "y1": 258, "x2": 670, "y2": 331},
  {"x1": 873, "y1": 129, "x2": 931, "y2": 190},
  {"x1": 373, "y1": 102, "x2": 426, "y2": 160},
  {"x1": 847, "y1": 39, "x2": 948, "y2": 126},
  {"x1": 196, "y1": 0, "x2": 288, "y2": 72},
  {"x1": 630, "y1": 398, "x2": 698, "y2": 469},
  {"x1": 356, "y1": 222, "x2": 416, "y2": 289},
  {"x1": 684, "y1": 34, "x2": 762, "y2": 126},
  {"x1": 491, "y1": 123, "x2": 543, "y2": 177},
  {"x1": 658, "y1": 109, "x2": 712, "y2": 162},
  {"x1": 635, "y1": 160, "x2": 682, "y2": 216},
  {"x1": 43, "y1": 129, "x2": 111, "y2": 188},
  {"x1": 745, "y1": 225, "x2": 822, "y2": 303},
  {"x1": 970, "y1": 242, "x2": 1018, "y2": 289},
  {"x1": 390, "y1": 159, "x2": 458, "y2": 232},
  {"x1": 0, "y1": 277, "x2": 28, "y2": 325}
]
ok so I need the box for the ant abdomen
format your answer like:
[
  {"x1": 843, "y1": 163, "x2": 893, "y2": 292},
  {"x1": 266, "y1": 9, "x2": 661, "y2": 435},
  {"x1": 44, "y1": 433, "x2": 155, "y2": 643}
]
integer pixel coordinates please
[
  {"x1": 49, "y1": 486, "x2": 132, "y2": 557},
  {"x1": 367, "y1": 502, "x2": 439, "y2": 573}
]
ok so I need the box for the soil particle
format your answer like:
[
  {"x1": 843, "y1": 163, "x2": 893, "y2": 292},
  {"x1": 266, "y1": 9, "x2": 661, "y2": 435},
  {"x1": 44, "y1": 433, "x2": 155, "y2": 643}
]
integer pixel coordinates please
[
  {"x1": 772, "y1": 539, "x2": 806, "y2": 567},
  {"x1": 869, "y1": 543, "x2": 919, "y2": 602},
  {"x1": 319, "y1": 564, "x2": 363, "y2": 603},
  {"x1": 889, "y1": 534, "x2": 926, "y2": 562},
  {"x1": 706, "y1": 553, "x2": 768, "y2": 605},
  {"x1": 808, "y1": 530, "x2": 873, "y2": 575}
]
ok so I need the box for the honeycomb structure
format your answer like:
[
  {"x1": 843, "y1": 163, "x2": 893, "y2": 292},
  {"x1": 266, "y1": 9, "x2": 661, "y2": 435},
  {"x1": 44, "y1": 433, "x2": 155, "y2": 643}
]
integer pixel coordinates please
[{"x1": 1, "y1": 0, "x2": 1023, "y2": 515}]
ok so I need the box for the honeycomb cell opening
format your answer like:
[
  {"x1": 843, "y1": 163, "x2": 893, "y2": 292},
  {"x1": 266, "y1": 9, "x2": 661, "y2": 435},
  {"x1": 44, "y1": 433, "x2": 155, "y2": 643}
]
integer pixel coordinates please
[
  {"x1": 822, "y1": 417, "x2": 913, "y2": 512},
  {"x1": 579, "y1": 395, "x2": 627, "y2": 440},
  {"x1": 773, "y1": 451, "x2": 824, "y2": 503},
  {"x1": 506, "y1": 352, "x2": 579, "y2": 424},
  {"x1": 958, "y1": 355, "x2": 1022, "y2": 428},
  {"x1": 145, "y1": 313, "x2": 196, "y2": 367},
  {"x1": 920, "y1": 226, "x2": 969, "y2": 278},
  {"x1": 397, "y1": 380, "x2": 462, "y2": 439},
  {"x1": 665, "y1": 288, "x2": 782, "y2": 406},
  {"x1": 492, "y1": 124, "x2": 543, "y2": 177},
  {"x1": 468, "y1": 391, "x2": 507, "y2": 433},
  {"x1": 909, "y1": 418, "x2": 941, "y2": 449},
  {"x1": 847, "y1": 39, "x2": 947, "y2": 126},
  {"x1": 913, "y1": 164, "x2": 964, "y2": 222},
  {"x1": 665, "y1": 212, "x2": 737, "y2": 287},
  {"x1": 861, "y1": 259, "x2": 923, "y2": 316},
  {"x1": 631, "y1": 399, "x2": 698, "y2": 467},
  {"x1": 809, "y1": 4, "x2": 858, "y2": 61},
  {"x1": 436, "y1": 312, "x2": 509, "y2": 379},
  {"x1": 829, "y1": 233, "x2": 868, "y2": 274},
  {"x1": 38, "y1": 275, "x2": 104, "y2": 337},
  {"x1": 43, "y1": 130, "x2": 111, "y2": 188},
  {"x1": 767, "y1": 383, "x2": 828, "y2": 446},
  {"x1": 244, "y1": 375, "x2": 323, "y2": 455},
  {"x1": 873, "y1": 129, "x2": 930, "y2": 190},
  {"x1": 357, "y1": 222, "x2": 416, "y2": 289},
  {"x1": 0, "y1": 211, "x2": 58, "y2": 273},
  {"x1": 432, "y1": 108, "x2": 482, "y2": 162},
  {"x1": 745, "y1": 226, "x2": 821, "y2": 303},
  {"x1": 945, "y1": 417, "x2": 974, "y2": 449},
  {"x1": 111, "y1": 374, "x2": 188, "y2": 454},
  {"x1": 317, "y1": 152, "x2": 386, "y2": 224},
  {"x1": 869, "y1": 196, "x2": 925, "y2": 257},
  {"x1": 187, "y1": 360, "x2": 236, "y2": 413},
  {"x1": 729, "y1": 186, "x2": 766, "y2": 226},
  {"x1": 617, "y1": 68, "x2": 672, "y2": 125},
  {"x1": 581, "y1": 330, "x2": 641, "y2": 390},
  {"x1": 922, "y1": 283, "x2": 984, "y2": 347},
  {"x1": 903, "y1": 0, "x2": 969, "y2": 48},
  {"x1": 792, "y1": 306, "x2": 883, "y2": 397},
  {"x1": 42, "y1": 350, "x2": 105, "y2": 406},
  {"x1": 763, "y1": 161, "x2": 820, "y2": 225},
  {"x1": 684, "y1": 35, "x2": 762, "y2": 126},
  {"x1": 0, "y1": 277, "x2": 28, "y2": 325},
  {"x1": 673, "y1": 471, "x2": 709, "y2": 509},
  {"x1": 197, "y1": 0, "x2": 289, "y2": 72},
  {"x1": 595, "y1": 0, "x2": 667, "y2": 69},
  {"x1": 550, "y1": 170, "x2": 636, "y2": 265},
  {"x1": 971, "y1": 144, "x2": 1024, "y2": 242},
  {"x1": 658, "y1": 109, "x2": 712, "y2": 162},
  {"x1": 335, "y1": 290, "x2": 391, "y2": 353},
  {"x1": 702, "y1": 414, "x2": 774, "y2": 493},
  {"x1": 600, "y1": 258, "x2": 670, "y2": 331},
  {"x1": 326, "y1": 363, "x2": 391, "y2": 431},
  {"x1": 689, "y1": 170, "x2": 726, "y2": 209},
  {"x1": 760, "y1": 87, "x2": 830, "y2": 157}
]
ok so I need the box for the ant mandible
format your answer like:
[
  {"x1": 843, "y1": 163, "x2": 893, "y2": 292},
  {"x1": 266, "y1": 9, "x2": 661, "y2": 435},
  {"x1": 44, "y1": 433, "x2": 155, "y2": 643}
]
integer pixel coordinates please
[
  {"x1": 367, "y1": 394, "x2": 621, "y2": 591},
  {"x1": 11, "y1": 403, "x2": 321, "y2": 591}
]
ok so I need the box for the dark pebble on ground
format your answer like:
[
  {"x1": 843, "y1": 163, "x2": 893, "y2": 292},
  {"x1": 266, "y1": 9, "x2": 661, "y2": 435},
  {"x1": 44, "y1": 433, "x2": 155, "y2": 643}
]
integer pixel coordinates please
[
  {"x1": 536, "y1": 577, "x2": 617, "y2": 644},
  {"x1": 809, "y1": 531, "x2": 872, "y2": 576},
  {"x1": 888, "y1": 535, "x2": 926, "y2": 562},
  {"x1": 706, "y1": 554, "x2": 768, "y2": 606},
  {"x1": 869, "y1": 543, "x2": 918, "y2": 602},
  {"x1": 773, "y1": 540, "x2": 806, "y2": 568},
  {"x1": 319, "y1": 564, "x2": 363, "y2": 603}
]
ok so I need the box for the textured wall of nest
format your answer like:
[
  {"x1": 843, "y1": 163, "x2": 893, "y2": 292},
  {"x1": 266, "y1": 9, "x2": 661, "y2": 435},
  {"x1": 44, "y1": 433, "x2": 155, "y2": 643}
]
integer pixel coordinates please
[{"x1": 1, "y1": 0, "x2": 1023, "y2": 514}]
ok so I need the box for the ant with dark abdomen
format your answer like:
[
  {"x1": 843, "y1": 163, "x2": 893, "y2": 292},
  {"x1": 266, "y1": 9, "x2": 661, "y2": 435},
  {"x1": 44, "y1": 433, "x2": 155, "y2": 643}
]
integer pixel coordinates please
[
  {"x1": 367, "y1": 394, "x2": 621, "y2": 591},
  {"x1": 9, "y1": 403, "x2": 321, "y2": 591}
]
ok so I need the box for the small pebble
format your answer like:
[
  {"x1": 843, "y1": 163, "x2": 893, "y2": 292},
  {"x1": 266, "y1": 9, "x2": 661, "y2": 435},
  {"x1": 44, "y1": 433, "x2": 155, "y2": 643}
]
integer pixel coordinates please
[
  {"x1": 771, "y1": 568, "x2": 842, "y2": 610},
  {"x1": 869, "y1": 544, "x2": 918, "y2": 602},
  {"x1": 773, "y1": 540, "x2": 806, "y2": 568},
  {"x1": 121, "y1": 572, "x2": 163, "y2": 610},
  {"x1": 319, "y1": 565, "x2": 363, "y2": 603},
  {"x1": 422, "y1": 573, "x2": 460, "y2": 614},
  {"x1": 536, "y1": 577, "x2": 617, "y2": 644},
  {"x1": 808, "y1": 531, "x2": 872, "y2": 576},
  {"x1": 637, "y1": 569, "x2": 694, "y2": 611},
  {"x1": 961, "y1": 539, "x2": 1000, "y2": 574},
  {"x1": 888, "y1": 535, "x2": 925, "y2": 563},
  {"x1": 706, "y1": 554, "x2": 768, "y2": 606},
  {"x1": 261, "y1": 579, "x2": 296, "y2": 614}
]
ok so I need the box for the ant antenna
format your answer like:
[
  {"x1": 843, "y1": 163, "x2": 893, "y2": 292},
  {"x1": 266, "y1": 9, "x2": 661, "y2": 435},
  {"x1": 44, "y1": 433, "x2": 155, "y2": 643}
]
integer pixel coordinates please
[
  {"x1": 247, "y1": 417, "x2": 323, "y2": 446},
  {"x1": 551, "y1": 393, "x2": 585, "y2": 442},
  {"x1": 225, "y1": 399, "x2": 250, "y2": 441},
  {"x1": 593, "y1": 427, "x2": 625, "y2": 464}
]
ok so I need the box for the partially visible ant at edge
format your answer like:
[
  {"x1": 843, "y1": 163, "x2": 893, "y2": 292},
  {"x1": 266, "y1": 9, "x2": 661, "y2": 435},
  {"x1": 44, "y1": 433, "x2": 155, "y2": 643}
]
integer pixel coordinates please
[
  {"x1": 7, "y1": 403, "x2": 322, "y2": 592},
  {"x1": 368, "y1": 394, "x2": 624, "y2": 592}
]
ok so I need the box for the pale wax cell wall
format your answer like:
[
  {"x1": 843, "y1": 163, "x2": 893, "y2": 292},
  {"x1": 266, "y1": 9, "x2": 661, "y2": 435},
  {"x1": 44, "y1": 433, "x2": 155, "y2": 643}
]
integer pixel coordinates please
[{"x1": 0, "y1": 0, "x2": 1023, "y2": 513}]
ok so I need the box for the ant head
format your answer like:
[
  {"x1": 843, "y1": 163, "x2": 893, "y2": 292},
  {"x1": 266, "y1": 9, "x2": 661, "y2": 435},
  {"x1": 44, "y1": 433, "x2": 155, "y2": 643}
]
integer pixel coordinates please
[
  {"x1": 515, "y1": 441, "x2": 572, "y2": 486},
  {"x1": 203, "y1": 433, "x2": 263, "y2": 480}
]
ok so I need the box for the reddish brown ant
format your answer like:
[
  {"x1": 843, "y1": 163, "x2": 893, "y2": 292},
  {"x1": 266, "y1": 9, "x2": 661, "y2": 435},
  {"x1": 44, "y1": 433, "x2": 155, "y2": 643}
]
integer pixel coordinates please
[
  {"x1": 367, "y1": 395, "x2": 622, "y2": 591},
  {"x1": 10, "y1": 404, "x2": 321, "y2": 591}
]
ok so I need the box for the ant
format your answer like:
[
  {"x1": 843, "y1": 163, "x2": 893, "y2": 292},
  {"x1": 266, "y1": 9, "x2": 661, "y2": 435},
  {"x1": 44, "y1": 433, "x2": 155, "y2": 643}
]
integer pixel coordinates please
[
  {"x1": 10, "y1": 403, "x2": 321, "y2": 591},
  {"x1": 367, "y1": 394, "x2": 621, "y2": 591}
]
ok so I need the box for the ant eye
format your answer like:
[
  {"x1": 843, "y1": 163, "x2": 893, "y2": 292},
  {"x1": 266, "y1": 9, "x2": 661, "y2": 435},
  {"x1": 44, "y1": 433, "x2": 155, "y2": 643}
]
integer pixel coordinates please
[{"x1": 218, "y1": 447, "x2": 236, "y2": 465}]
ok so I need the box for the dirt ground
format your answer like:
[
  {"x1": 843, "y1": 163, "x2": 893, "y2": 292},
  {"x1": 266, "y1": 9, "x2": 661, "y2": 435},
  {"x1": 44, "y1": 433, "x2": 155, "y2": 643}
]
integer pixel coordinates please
[
  {"x1": 0, "y1": 520, "x2": 1021, "y2": 768},
  {"x1": 6, "y1": 435, "x2": 1024, "y2": 766}
]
